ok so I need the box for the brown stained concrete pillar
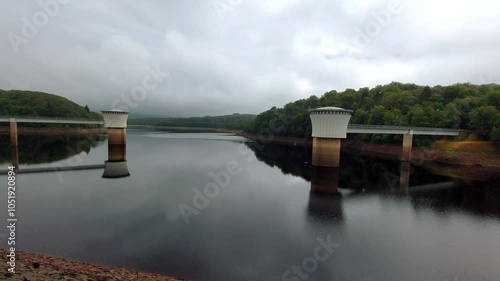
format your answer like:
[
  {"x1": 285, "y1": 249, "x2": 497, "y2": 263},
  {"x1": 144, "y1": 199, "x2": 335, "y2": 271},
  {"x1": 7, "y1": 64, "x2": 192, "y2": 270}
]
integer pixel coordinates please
[
  {"x1": 10, "y1": 118, "x2": 18, "y2": 147},
  {"x1": 101, "y1": 110, "x2": 129, "y2": 178},
  {"x1": 10, "y1": 118, "x2": 19, "y2": 172},
  {"x1": 312, "y1": 138, "x2": 341, "y2": 168},
  {"x1": 107, "y1": 128, "x2": 127, "y2": 162},
  {"x1": 401, "y1": 133, "x2": 413, "y2": 162}
]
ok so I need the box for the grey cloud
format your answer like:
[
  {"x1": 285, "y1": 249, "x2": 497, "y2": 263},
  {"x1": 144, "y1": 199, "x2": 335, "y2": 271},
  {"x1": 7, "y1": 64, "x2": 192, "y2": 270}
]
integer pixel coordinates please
[{"x1": 0, "y1": 0, "x2": 499, "y2": 117}]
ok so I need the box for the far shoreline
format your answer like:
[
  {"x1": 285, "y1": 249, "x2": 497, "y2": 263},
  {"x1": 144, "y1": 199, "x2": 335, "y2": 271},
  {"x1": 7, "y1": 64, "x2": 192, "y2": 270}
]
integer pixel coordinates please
[{"x1": 237, "y1": 132, "x2": 500, "y2": 170}]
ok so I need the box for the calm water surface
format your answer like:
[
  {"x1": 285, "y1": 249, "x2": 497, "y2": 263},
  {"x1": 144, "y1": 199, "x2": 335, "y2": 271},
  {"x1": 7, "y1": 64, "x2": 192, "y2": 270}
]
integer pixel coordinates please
[{"x1": 1, "y1": 129, "x2": 499, "y2": 281}]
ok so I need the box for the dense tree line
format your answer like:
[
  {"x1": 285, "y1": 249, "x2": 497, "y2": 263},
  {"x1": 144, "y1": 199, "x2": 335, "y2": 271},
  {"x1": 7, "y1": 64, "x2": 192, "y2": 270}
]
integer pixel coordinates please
[
  {"x1": 0, "y1": 89, "x2": 101, "y2": 120},
  {"x1": 248, "y1": 82, "x2": 500, "y2": 144}
]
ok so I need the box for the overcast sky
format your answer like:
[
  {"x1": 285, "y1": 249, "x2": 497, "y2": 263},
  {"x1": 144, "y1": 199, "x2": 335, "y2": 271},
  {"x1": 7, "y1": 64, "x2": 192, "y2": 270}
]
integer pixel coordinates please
[{"x1": 1, "y1": 0, "x2": 499, "y2": 117}]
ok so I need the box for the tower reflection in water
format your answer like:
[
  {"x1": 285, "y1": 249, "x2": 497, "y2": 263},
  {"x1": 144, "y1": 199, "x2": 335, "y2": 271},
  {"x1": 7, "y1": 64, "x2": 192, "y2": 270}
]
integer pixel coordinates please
[
  {"x1": 307, "y1": 166, "x2": 344, "y2": 225},
  {"x1": 399, "y1": 162, "x2": 411, "y2": 190},
  {"x1": 102, "y1": 110, "x2": 130, "y2": 179}
]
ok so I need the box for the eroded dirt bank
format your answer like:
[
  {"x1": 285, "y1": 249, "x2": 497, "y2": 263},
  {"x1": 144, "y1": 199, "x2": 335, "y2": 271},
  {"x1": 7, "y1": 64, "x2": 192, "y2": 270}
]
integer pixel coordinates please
[
  {"x1": 238, "y1": 132, "x2": 500, "y2": 169},
  {"x1": 0, "y1": 249, "x2": 184, "y2": 281}
]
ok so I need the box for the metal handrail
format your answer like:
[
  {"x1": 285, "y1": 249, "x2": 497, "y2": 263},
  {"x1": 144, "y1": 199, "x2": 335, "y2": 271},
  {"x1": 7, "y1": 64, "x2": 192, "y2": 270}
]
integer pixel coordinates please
[
  {"x1": 0, "y1": 115, "x2": 102, "y2": 121},
  {"x1": 347, "y1": 124, "x2": 468, "y2": 132}
]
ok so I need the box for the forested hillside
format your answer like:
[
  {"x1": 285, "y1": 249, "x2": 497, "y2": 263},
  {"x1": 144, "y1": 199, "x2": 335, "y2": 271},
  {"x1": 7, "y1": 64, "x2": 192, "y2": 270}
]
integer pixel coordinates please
[
  {"x1": 248, "y1": 82, "x2": 500, "y2": 144},
  {"x1": 129, "y1": 113, "x2": 256, "y2": 130},
  {"x1": 0, "y1": 89, "x2": 101, "y2": 119}
]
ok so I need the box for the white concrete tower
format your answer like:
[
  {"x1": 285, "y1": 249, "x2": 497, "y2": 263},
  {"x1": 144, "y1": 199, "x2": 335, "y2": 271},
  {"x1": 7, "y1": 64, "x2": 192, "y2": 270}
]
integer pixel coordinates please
[
  {"x1": 309, "y1": 107, "x2": 353, "y2": 167},
  {"x1": 101, "y1": 110, "x2": 130, "y2": 178}
]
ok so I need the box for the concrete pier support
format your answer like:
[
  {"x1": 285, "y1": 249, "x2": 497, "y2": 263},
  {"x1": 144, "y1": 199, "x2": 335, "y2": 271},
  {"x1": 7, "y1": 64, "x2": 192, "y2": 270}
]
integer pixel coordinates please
[
  {"x1": 10, "y1": 118, "x2": 19, "y2": 172},
  {"x1": 107, "y1": 128, "x2": 127, "y2": 162},
  {"x1": 10, "y1": 118, "x2": 17, "y2": 147},
  {"x1": 101, "y1": 110, "x2": 130, "y2": 178},
  {"x1": 312, "y1": 138, "x2": 341, "y2": 168},
  {"x1": 309, "y1": 107, "x2": 353, "y2": 168},
  {"x1": 401, "y1": 133, "x2": 413, "y2": 162}
]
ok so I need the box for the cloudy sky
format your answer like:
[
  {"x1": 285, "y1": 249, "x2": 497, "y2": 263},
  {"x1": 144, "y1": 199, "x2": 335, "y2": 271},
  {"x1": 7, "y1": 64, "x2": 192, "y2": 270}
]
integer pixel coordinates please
[{"x1": 0, "y1": 0, "x2": 499, "y2": 117}]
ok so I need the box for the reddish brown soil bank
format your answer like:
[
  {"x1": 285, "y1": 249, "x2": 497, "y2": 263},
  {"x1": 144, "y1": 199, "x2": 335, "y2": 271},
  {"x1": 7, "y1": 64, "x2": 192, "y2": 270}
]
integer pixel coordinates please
[
  {"x1": 238, "y1": 132, "x2": 500, "y2": 169},
  {"x1": 0, "y1": 248, "x2": 185, "y2": 281}
]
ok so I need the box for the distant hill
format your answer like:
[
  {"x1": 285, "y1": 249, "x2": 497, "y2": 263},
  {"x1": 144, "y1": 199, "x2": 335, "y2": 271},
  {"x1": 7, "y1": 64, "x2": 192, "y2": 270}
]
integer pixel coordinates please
[
  {"x1": 0, "y1": 89, "x2": 101, "y2": 119},
  {"x1": 129, "y1": 113, "x2": 256, "y2": 130}
]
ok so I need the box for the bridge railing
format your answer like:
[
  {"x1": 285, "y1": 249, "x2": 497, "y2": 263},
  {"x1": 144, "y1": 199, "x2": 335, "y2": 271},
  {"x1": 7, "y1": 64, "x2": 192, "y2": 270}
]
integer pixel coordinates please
[
  {"x1": 347, "y1": 124, "x2": 467, "y2": 133},
  {"x1": 0, "y1": 115, "x2": 103, "y2": 121}
]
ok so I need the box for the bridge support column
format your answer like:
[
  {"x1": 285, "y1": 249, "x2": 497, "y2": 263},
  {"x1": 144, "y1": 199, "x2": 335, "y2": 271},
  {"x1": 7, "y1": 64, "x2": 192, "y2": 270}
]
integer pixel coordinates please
[
  {"x1": 10, "y1": 118, "x2": 17, "y2": 147},
  {"x1": 312, "y1": 138, "x2": 341, "y2": 168},
  {"x1": 401, "y1": 133, "x2": 413, "y2": 162},
  {"x1": 101, "y1": 110, "x2": 130, "y2": 178},
  {"x1": 107, "y1": 128, "x2": 127, "y2": 161},
  {"x1": 10, "y1": 118, "x2": 19, "y2": 172}
]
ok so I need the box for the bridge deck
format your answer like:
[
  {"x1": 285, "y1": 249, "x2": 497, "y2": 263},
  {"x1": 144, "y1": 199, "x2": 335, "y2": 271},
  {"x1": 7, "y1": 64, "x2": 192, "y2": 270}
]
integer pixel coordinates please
[
  {"x1": 0, "y1": 117, "x2": 104, "y2": 125},
  {"x1": 1, "y1": 117, "x2": 466, "y2": 136},
  {"x1": 347, "y1": 124, "x2": 464, "y2": 136}
]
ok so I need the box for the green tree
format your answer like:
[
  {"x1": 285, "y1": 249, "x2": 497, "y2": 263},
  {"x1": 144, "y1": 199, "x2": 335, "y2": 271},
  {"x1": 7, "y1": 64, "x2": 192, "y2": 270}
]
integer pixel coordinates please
[
  {"x1": 469, "y1": 106, "x2": 499, "y2": 137},
  {"x1": 368, "y1": 105, "x2": 386, "y2": 125},
  {"x1": 419, "y1": 86, "x2": 432, "y2": 101},
  {"x1": 438, "y1": 103, "x2": 461, "y2": 128}
]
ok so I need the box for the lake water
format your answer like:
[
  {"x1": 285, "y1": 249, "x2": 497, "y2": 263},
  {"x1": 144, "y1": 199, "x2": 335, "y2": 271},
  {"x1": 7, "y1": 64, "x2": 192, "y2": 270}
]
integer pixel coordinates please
[{"x1": 1, "y1": 129, "x2": 499, "y2": 281}]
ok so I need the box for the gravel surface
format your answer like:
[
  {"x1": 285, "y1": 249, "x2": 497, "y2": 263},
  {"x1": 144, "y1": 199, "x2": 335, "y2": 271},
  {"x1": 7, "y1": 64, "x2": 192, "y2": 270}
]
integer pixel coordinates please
[{"x1": 0, "y1": 249, "x2": 186, "y2": 281}]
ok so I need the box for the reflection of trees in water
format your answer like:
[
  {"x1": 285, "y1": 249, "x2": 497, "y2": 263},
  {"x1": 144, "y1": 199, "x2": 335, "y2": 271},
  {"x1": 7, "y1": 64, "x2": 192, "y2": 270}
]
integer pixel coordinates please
[
  {"x1": 409, "y1": 180, "x2": 500, "y2": 219},
  {"x1": 247, "y1": 141, "x2": 500, "y2": 225},
  {"x1": 0, "y1": 134, "x2": 106, "y2": 164},
  {"x1": 245, "y1": 142, "x2": 312, "y2": 179},
  {"x1": 245, "y1": 142, "x2": 448, "y2": 190}
]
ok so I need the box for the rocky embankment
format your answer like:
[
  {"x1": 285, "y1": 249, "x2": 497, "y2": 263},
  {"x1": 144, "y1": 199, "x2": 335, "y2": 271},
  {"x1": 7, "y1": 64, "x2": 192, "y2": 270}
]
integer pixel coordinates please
[{"x1": 0, "y1": 249, "x2": 183, "y2": 281}]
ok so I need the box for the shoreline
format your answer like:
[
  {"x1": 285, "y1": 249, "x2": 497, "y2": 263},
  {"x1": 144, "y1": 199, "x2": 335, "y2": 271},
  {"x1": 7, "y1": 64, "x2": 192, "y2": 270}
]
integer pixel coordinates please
[
  {"x1": 237, "y1": 132, "x2": 500, "y2": 169},
  {"x1": 128, "y1": 124, "x2": 242, "y2": 134},
  {"x1": 0, "y1": 248, "x2": 185, "y2": 281}
]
